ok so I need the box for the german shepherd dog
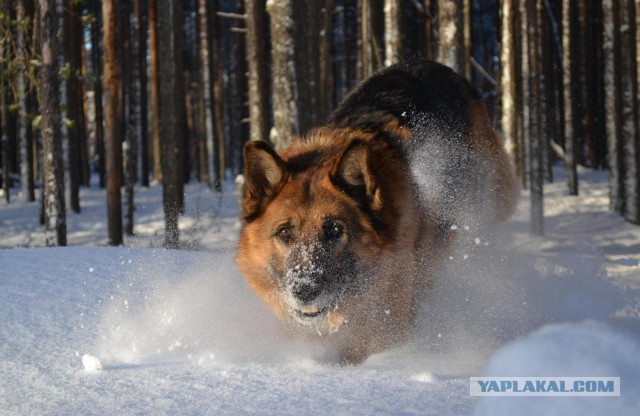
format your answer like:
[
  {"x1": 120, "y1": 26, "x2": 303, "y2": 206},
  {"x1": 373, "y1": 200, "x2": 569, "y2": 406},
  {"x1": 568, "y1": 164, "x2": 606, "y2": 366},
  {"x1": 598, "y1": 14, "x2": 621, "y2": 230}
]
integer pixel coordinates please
[{"x1": 237, "y1": 59, "x2": 517, "y2": 364}]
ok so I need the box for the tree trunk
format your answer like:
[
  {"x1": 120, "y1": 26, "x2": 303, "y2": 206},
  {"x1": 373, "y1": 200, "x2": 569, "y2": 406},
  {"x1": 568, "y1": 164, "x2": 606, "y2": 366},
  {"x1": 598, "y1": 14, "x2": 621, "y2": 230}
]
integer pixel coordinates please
[
  {"x1": 1, "y1": 0, "x2": 10, "y2": 204},
  {"x1": 210, "y1": 0, "x2": 225, "y2": 190},
  {"x1": 157, "y1": 0, "x2": 181, "y2": 248},
  {"x1": 103, "y1": 0, "x2": 123, "y2": 246},
  {"x1": 603, "y1": 0, "x2": 623, "y2": 212},
  {"x1": 125, "y1": 0, "x2": 138, "y2": 236},
  {"x1": 619, "y1": 0, "x2": 640, "y2": 223},
  {"x1": 519, "y1": 0, "x2": 530, "y2": 189},
  {"x1": 320, "y1": 0, "x2": 334, "y2": 117},
  {"x1": 197, "y1": 0, "x2": 215, "y2": 184},
  {"x1": 462, "y1": 0, "x2": 471, "y2": 80},
  {"x1": 149, "y1": 0, "x2": 162, "y2": 182},
  {"x1": 90, "y1": 0, "x2": 105, "y2": 188},
  {"x1": 17, "y1": 0, "x2": 35, "y2": 202},
  {"x1": 267, "y1": 0, "x2": 298, "y2": 150},
  {"x1": 438, "y1": 0, "x2": 464, "y2": 73},
  {"x1": 38, "y1": 0, "x2": 67, "y2": 246},
  {"x1": 359, "y1": 0, "x2": 374, "y2": 79},
  {"x1": 528, "y1": 0, "x2": 544, "y2": 235},
  {"x1": 384, "y1": 0, "x2": 402, "y2": 66},
  {"x1": 229, "y1": 0, "x2": 249, "y2": 176},
  {"x1": 135, "y1": 0, "x2": 150, "y2": 187},
  {"x1": 562, "y1": 0, "x2": 578, "y2": 195},
  {"x1": 245, "y1": 0, "x2": 270, "y2": 143},
  {"x1": 499, "y1": 0, "x2": 516, "y2": 165},
  {"x1": 64, "y1": 0, "x2": 83, "y2": 213}
]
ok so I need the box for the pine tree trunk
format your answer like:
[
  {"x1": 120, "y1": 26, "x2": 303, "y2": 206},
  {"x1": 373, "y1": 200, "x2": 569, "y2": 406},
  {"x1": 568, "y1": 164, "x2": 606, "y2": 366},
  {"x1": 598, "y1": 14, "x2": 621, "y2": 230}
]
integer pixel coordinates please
[
  {"x1": 157, "y1": 0, "x2": 181, "y2": 248},
  {"x1": 438, "y1": 0, "x2": 463, "y2": 72},
  {"x1": 230, "y1": 0, "x2": 248, "y2": 176},
  {"x1": 320, "y1": 0, "x2": 334, "y2": 117},
  {"x1": 359, "y1": 0, "x2": 373, "y2": 79},
  {"x1": 149, "y1": 0, "x2": 162, "y2": 182},
  {"x1": 197, "y1": 0, "x2": 215, "y2": 184},
  {"x1": 126, "y1": 0, "x2": 139, "y2": 236},
  {"x1": 135, "y1": 0, "x2": 150, "y2": 187},
  {"x1": 519, "y1": 0, "x2": 530, "y2": 189},
  {"x1": 1, "y1": 0, "x2": 11, "y2": 204},
  {"x1": 619, "y1": 0, "x2": 640, "y2": 223},
  {"x1": 103, "y1": 0, "x2": 123, "y2": 246},
  {"x1": 90, "y1": 0, "x2": 105, "y2": 188},
  {"x1": 245, "y1": 0, "x2": 270, "y2": 143},
  {"x1": 64, "y1": 0, "x2": 83, "y2": 213},
  {"x1": 210, "y1": 0, "x2": 225, "y2": 190},
  {"x1": 384, "y1": 0, "x2": 402, "y2": 66},
  {"x1": 17, "y1": 0, "x2": 35, "y2": 202},
  {"x1": 528, "y1": 0, "x2": 544, "y2": 235},
  {"x1": 38, "y1": 0, "x2": 67, "y2": 246},
  {"x1": 500, "y1": 0, "x2": 516, "y2": 165},
  {"x1": 462, "y1": 0, "x2": 471, "y2": 79},
  {"x1": 562, "y1": 0, "x2": 578, "y2": 195},
  {"x1": 603, "y1": 0, "x2": 624, "y2": 212},
  {"x1": 267, "y1": 0, "x2": 298, "y2": 150}
]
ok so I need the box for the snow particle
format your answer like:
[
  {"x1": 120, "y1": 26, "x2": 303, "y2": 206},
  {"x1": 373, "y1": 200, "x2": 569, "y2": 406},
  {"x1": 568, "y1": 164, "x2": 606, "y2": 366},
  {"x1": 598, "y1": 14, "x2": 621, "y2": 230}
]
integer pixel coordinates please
[
  {"x1": 464, "y1": 225, "x2": 470, "y2": 231},
  {"x1": 89, "y1": 267, "x2": 94, "y2": 273},
  {"x1": 384, "y1": 309, "x2": 391, "y2": 315},
  {"x1": 450, "y1": 225, "x2": 458, "y2": 230},
  {"x1": 463, "y1": 254, "x2": 469, "y2": 260},
  {"x1": 474, "y1": 238, "x2": 481, "y2": 245},
  {"x1": 82, "y1": 354, "x2": 103, "y2": 372},
  {"x1": 412, "y1": 372, "x2": 436, "y2": 383}
]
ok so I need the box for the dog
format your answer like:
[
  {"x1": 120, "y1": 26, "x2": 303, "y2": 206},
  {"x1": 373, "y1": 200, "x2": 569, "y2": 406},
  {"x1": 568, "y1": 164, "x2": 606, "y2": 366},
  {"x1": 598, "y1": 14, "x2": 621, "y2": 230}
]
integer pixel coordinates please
[{"x1": 236, "y1": 59, "x2": 517, "y2": 364}]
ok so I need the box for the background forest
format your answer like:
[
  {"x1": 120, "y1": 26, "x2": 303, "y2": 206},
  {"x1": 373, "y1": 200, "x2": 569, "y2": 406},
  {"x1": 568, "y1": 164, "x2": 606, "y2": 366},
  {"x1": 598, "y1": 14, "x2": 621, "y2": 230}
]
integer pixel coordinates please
[{"x1": 0, "y1": 0, "x2": 638, "y2": 249}]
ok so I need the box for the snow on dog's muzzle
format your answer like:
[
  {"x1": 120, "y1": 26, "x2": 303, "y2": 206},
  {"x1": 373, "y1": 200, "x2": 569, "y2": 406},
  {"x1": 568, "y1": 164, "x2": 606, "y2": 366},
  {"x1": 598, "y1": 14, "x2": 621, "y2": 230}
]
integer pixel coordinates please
[{"x1": 283, "y1": 243, "x2": 334, "y2": 324}]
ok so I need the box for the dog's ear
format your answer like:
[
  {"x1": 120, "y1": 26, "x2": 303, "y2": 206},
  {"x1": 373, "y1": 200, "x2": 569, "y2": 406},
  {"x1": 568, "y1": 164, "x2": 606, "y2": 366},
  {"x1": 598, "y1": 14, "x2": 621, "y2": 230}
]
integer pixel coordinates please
[
  {"x1": 331, "y1": 140, "x2": 383, "y2": 212},
  {"x1": 243, "y1": 140, "x2": 289, "y2": 220}
]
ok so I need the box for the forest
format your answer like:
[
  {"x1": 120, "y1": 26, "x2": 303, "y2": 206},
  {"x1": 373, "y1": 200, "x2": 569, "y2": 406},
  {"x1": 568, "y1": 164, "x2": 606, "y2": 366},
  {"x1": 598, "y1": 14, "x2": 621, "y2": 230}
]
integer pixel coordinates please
[{"x1": 0, "y1": 0, "x2": 639, "y2": 249}]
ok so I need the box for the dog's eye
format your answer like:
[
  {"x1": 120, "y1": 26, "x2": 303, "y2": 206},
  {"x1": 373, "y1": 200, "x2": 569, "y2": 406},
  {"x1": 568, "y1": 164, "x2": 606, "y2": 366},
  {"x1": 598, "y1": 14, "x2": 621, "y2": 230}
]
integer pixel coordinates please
[
  {"x1": 276, "y1": 225, "x2": 293, "y2": 244},
  {"x1": 324, "y1": 222, "x2": 345, "y2": 243}
]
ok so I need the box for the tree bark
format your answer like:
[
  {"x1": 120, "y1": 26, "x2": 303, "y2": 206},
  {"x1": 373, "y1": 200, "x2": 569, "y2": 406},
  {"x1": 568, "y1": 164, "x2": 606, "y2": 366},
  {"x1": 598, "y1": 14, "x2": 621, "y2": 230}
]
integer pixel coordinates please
[
  {"x1": 210, "y1": 0, "x2": 225, "y2": 190},
  {"x1": 90, "y1": 0, "x2": 105, "y2": 188},
  {"x1": 157, "y1": 0, "x2": 181, "y2": 248},
  {"x1": 17, "y1": 0, "x2": 35, "y2": 202},
  {"x1": 103, "y1": 0, "x2": 123, "y2": 245},
  {"x1": 499, "y1": 0, "x2": 516, "y2": 166},
  {"x1": 528, "y1": 0, "x2": 544, "y2": 235},
  {"x1": 619, "y1": 0, "x2": 640, "y2": 223},
  {"x1": 197, "y1": 0, "x2": 215, "y2": 184},
  {"x1": 438, "y1": 0, "x2": 464, "y2": 73},
  {"x1": 603, "y1": 0, "x2": 623, "y2": 212},
  {"x1": 37, "y1": 0, "x2": 67, "y2": 246},
  {"x1": 384, "y1": 0, "x2": 402, "y2": 66},
  {"x1": 135, "y1": 0, "x2": 150, "y2": 187},
  {"x1": 149, "y1": 0, "x2": 162, "y2": 182},
  {"x1": 267, "y1": 0, "x2": 298, "y2": 150},
  {"x1": 64, "y1": 0, "x2": 84, "y2": 212},
  {"x1": 1, "y1": 0, "x2": 10, "y2": 203},
  {"x1": 562, "y1": 0, "x2": 578, "y2": 195},
  {"x1": 245, "y1": 0, "x2": 270, "y2": 143}
]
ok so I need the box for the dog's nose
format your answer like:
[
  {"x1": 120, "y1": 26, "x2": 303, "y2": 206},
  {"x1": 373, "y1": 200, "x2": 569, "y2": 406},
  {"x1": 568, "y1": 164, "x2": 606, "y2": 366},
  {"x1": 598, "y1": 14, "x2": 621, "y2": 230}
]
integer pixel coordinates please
[{"x1": 292, "y1": 282, "x2": 322, "y2": 303}]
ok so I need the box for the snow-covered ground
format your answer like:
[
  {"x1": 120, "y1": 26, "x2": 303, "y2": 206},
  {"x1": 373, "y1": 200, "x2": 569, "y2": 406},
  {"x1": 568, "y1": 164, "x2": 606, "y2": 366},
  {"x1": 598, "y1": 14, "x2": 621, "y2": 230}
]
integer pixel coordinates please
[{"x1": 1, "y1": 167, "x2": 640, "y2": 415}]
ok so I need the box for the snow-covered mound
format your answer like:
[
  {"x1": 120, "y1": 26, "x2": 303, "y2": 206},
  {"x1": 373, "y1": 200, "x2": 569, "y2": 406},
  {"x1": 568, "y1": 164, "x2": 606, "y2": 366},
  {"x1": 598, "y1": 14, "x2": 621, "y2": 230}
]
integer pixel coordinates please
[{"x1": 474, "y1": 321, "x2": 640, "y2": 416}]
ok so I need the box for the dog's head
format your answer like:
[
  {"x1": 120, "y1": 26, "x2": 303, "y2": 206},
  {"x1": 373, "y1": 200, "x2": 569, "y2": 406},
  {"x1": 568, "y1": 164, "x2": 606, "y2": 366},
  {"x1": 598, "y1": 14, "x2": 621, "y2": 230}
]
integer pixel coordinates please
[{"x1": 237, "y1": 130, "x2": 404, "y2": 328}]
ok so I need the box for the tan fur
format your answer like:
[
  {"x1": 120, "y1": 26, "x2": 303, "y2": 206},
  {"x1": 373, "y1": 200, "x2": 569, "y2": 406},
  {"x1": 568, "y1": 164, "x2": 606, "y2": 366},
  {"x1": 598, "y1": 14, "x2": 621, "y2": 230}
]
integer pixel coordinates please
[{"x1": 237, "y1": 99, "x2": 516, "y2": 365}]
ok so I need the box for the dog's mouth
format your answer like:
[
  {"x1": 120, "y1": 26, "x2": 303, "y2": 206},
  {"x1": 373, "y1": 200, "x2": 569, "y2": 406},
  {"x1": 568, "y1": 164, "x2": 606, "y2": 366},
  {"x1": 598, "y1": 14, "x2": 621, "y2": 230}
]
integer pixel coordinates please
[{"x1": 291, "y1": 305, "x2": 330, "y2": 324}]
